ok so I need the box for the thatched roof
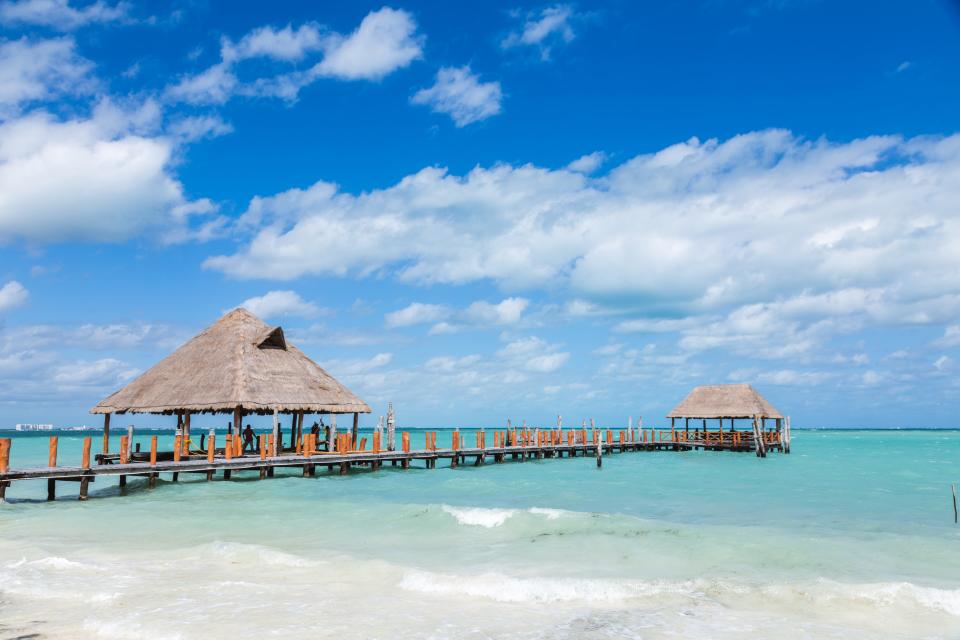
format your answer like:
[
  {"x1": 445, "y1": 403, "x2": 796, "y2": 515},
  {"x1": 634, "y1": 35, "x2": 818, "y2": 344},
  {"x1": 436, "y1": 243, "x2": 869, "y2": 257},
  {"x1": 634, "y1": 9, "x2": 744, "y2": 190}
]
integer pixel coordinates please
[
  {"x1": 667, "y1": 384, "x2": 782, "y2": 419},
  {"x1": 91, "y1": 308, "x2": 371, "y2": 415}
]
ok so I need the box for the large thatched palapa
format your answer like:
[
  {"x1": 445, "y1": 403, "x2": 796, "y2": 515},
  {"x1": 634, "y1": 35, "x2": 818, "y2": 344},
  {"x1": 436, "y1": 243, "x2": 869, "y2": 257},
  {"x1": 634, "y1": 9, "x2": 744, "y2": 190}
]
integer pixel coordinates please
[
  {"x1": 91, "y1": 308, "x2": 370, "y2": 453},
  {"x1": 93, "y1": 308, "x2": 370, "y2": 416},
  {"x1": 667, "y1": 383, "x2": 782, "y2": 420}
]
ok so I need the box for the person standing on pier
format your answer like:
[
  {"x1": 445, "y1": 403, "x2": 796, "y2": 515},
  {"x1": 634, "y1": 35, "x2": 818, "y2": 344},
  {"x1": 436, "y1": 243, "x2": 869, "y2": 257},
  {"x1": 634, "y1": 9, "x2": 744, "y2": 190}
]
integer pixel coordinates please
[{"x1": 242, "y1": 425, "x2": 255, "y2": 453}]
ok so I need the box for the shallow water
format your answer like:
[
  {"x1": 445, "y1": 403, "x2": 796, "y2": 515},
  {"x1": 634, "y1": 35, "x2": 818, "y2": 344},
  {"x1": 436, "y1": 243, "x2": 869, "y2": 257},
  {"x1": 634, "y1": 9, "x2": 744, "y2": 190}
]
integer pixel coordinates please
[{"x1": 1, "y1": 429, "x2": 958, "y2": 639}]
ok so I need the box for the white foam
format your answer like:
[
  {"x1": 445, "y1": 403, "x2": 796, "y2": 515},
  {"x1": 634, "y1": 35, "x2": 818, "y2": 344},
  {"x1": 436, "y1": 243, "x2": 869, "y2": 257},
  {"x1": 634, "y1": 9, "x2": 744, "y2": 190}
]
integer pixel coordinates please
[
  {"x1": 399, "y1": 569, "x2": 960, "y2": 617},
  {"x1": 441, "y1": 505, "x2": 517, "y2": 528},
  {"x1": 528, "y1": 507, "x2": 566, "y2": 520}
]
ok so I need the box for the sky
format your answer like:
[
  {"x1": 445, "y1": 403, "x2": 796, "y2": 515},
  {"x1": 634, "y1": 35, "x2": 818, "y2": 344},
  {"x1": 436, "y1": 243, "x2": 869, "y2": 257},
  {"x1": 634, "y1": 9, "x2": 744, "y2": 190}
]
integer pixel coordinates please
[{"x1": 0, "y1": 0, "x2": 959, "y2": 430}]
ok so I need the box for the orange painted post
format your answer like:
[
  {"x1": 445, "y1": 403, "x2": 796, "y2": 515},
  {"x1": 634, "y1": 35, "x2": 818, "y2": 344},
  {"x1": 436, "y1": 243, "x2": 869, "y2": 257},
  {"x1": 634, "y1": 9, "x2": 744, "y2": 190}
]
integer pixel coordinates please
[
  {"x1": 173, "y1": 435, "x2": 181, "y2": 462},
  {"x1": 452, "y1": 431, "x2": 459, "y2": 450},
  {"x1": 402, "y1": 432, "x2": 410, "y2": 453},
  {"x1": 81, "y1": 437, "x2": 91, "y2": 469},
  {"x1": 118, "y1": 435, "x2": 128, "y2": 464},
  {"x1": 373, "y1": 432, "x2": 381, "y2": 453},
  {"x1": 225, "y1": 434, "x2": 233, "y2": 460},
  {"x1": 269, "y1": 434, "x2": 276, "y2": 457},
  {"x1": 48, "y1": 436, "x2": 59, "y2": 467},
  {"x1": 359, "y1": 437, "x2": 367, "y2": 451},
  {"x1": 259, "y1": 435, "x2": 266, "y2": 460},
  {"x1": 208, "y1": 434, "x2": 216, "y2": 463},
  {"x1": 619, "y1": 431, "x2": 625, "y2": 444},
  {"x1": 304, "y1": 434, "x2": 313, "y2": 458},
  {"x1": 0, "y1": 438, "x2": 10, "y2": 473}
]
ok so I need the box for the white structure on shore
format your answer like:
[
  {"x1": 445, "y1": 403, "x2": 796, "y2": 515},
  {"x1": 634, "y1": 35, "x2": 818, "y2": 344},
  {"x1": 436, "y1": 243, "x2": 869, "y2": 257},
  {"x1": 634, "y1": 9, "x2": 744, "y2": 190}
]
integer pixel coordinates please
[{"x1": 15, "y1": 423, "x2": 55, "y2": 431}]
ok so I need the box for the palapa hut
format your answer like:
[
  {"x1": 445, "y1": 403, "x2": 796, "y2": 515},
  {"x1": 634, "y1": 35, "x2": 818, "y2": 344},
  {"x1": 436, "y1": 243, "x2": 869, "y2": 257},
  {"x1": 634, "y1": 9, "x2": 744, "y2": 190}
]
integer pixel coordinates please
[
  {"x1": 667, "y1": 383, "x2": 789, "y2": 452},
  {"x1": 91, "y1": 307, "x2": 371, "y2": 454}
]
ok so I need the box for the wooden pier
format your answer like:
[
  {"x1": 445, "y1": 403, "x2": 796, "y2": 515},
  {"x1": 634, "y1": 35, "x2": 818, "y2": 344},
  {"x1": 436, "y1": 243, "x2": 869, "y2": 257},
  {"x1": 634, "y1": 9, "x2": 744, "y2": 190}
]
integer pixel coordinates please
[{"x1": 0, "y1": 425, "x2": 787, "y2": 503}]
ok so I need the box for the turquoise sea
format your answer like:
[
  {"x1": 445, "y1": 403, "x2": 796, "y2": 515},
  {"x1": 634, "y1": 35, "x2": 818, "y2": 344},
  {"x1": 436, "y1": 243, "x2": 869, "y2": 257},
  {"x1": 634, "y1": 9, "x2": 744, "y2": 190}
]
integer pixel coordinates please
[{"x1": 1, "y1": 428, "x2": 959, "y2": 639}]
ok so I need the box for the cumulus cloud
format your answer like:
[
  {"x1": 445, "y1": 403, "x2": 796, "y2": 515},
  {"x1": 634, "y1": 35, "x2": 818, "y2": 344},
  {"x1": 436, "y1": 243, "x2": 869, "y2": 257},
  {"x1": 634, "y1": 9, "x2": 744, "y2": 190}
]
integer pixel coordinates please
[
  {"x1": 501, "y1": 4, "x2": 579, "y2": 60},
  {"x1": 207, "y1": 129, "x2": 960, "y2": 365},
  {"x1": 385, "y1": 302, "x2": 450, "y2": 328},
  {"x1": 166, "y1": 114, "x2": 233, "y2": 143},
  {"x1": 240, "y1": 290, "x2": 321, "y2": 319},
  {"x1": 0, "y1": 280, "x2": 28, "y2": 313},
  {"x1": 0, "y1": 36, "x2": 94, "y2": 115},
  {"x1": 313, "y1": 7, "x2": 422, "y2": 80},
  {"x1": 167, "y1": 7, "x2": 422, "y2": 106},
  {"x1": 567, "y1": 151, "x2": 607, "y2": 174},
  {"x1": 0, "y1": 0, "x2": 129, "y2": 31},
  {"x1": 0, "y1": 100, "x2": 208, "y2": 243},
  {"x1": 411, "y1": 66, "x2": 502, "y2": 126},
  {"x1": 385, "y1": 298, "x2": 529, "y2": 333}
]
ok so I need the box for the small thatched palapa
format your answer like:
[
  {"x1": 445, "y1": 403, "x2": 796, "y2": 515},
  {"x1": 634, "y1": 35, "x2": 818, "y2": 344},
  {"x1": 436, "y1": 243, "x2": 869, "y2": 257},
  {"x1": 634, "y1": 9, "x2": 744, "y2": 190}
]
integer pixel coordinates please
[
  {"x1": 667, "y1": 384, "x2": 782, "y2": 419},
  {"x1": 91, "y1": 308, "x2": 371, "y2": 415}
]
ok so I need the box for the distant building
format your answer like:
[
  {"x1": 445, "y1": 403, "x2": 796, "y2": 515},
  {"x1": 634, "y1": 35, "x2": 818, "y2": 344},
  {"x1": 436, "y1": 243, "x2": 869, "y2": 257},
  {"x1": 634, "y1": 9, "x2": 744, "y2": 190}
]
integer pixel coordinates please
[{"x1": 15, "y1": 423, "x2": 55, "y2": 431}]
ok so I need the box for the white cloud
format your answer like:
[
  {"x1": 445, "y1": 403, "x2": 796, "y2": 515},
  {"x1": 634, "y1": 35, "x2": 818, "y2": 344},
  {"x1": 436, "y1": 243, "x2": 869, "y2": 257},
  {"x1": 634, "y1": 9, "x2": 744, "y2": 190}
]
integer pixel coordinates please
[
  {"x1": 525, "y1": 352, "x2": 569, "y2": 373},
  {"x1": 240, "y1": 290, "x2": 321, "y2": 319},
  {"x1": 0, "y1": 0, "x2": 129, "y2": 31},
  {"x1": 385, "y1": 302, "x2": 450, "y2": 328},
  {"x1": 221, "y1": 23, "x2": 324, "y2": 63},
  {"x1": 313, "y1": 7, "x2": 422, "y2": 80},
  {"x1": 411, "y1": 66, "x2": 502, "y2": 126},
  {"x1": 205, "y1": 130, "x2": 960, "y2": 362},
  {"x1": 895, "y1": 61, "x2": 912, "y2": 73},
  {"x1": 0, "y1": 36, "x2": 94, "y2": 115},
  {"x1": 934, "y1": 355, "x2": 952, "y2": 371},
  {"x1": 463, "y1": 298, "x2": 528, "y2": 325},
  {"x1": 322, "y1": 352, "x2": 392, "y2": 376},
  {"x1": 501, "y1": 4, "x2": 578, "y2": 60},
  {"x1": 0, "y1": 280, "x2": 28, "y2": 312},
  {"x1": 497, "y1": 336, "x2": 569, "y2": 373},
  {"x1": 167, "y1": 8, "x2": 422, "y2": 106},
  {"x1": 52, "y1": 357, "x2": 138, "y2": 387},
  {"x1": 567, "y1": 151, "x2": 607, "y2": 174},
  {"x1": 935, "y1": 325, "x2": 960, "y2": 348},
  {"x1": 164, "y1": 63, "x2": 236, "y2": 105},
  {"x1": 0, "y1": 101, "x2": 204, "y2": 243},
  {"x1": 166, "y1": 114, "x2": 233, "y2": 143},
  {"x1": 388, "y1": 298, "x2": 529, "y2": 333}
]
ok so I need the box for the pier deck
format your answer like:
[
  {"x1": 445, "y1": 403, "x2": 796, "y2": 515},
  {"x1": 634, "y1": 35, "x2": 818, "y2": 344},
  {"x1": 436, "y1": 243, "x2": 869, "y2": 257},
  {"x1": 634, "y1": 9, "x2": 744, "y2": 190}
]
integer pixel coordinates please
[{"x1": 0, "y1": 428, "x2": 787, "y2": 502}]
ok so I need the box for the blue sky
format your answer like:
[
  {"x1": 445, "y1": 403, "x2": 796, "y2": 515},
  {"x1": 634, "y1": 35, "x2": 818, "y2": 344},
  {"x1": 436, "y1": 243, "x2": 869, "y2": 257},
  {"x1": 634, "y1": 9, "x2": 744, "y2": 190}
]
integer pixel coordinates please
[{"x1": 0, "y1": 0, "x2": 958, "y2": 429}]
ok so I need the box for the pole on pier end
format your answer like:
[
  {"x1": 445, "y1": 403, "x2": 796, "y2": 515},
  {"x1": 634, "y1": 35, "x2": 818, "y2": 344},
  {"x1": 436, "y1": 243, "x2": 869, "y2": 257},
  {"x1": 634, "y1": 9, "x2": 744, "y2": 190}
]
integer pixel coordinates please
[
  {"x1": 47, "y1": 436, "x2": 58, "y2": 500},
  {"x1": 0, "y1": 438, "x2": 10, "y2": 502}
]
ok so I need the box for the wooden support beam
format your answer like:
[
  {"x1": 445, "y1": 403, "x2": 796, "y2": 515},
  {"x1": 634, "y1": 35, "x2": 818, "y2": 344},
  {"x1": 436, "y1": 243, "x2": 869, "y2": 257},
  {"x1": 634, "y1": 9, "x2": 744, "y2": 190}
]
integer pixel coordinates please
[
  {"x1": 0, "y1": 438, "x2": 9, "y2": 475},
  {"x1": 102, "y1": 413, "x2": 111, "y2": 455}
]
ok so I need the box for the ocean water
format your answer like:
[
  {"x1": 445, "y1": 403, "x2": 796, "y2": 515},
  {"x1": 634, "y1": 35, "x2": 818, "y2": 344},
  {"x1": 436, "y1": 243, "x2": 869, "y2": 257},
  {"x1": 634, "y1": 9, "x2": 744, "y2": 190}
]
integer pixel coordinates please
[{"x1": 1, "y1": 428, "x2": 958, "y2": 639}]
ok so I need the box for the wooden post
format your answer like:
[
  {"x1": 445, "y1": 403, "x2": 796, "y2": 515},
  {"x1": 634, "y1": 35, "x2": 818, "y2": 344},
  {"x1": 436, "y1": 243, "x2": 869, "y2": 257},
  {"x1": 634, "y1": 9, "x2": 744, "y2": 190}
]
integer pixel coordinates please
[
  {"x1": 102, "y1": 413, "x2": 111, "y2": 455},
  {"x1": 272, "y1": 408, "x2": 281, "y2": 454},
  {"x1": 259, "y1": 435, "x2": 266, "y2": 460},
  {"x1": 387, "y1": 403, "x2": 396, "y2": 451},
  {"x1": 126, "y1": 426, "x2": 134, "y2": 461},
  {"x1": 596, "y1": 436, "x2": 602, "y2": 468},
  {"x1": 173, "y1": 435, "x2": 182, "y2": 463},
  {"x1": 402, "y1": 432, "x2": 410, "y2": 453},
  {"x1": 953, "y1": 484, "x2": 958, "y2": 524},
  {"x1": 352, "y1": 412, "x2": 359, "y2": 448},
  {"x1": 207, "y1": 430, "x2": 216, "y2": 463},
  {"x1": 0, "y1": 438, "x2": 10, "y2": 473},
  {"x1": 785, "y1": 416, "x2": 792, "y2": 453},
  {"x1": 81, "y1": 437, "x2": 92, "y2": 469},
  {"x1": 329, "y1": 414, "x2": 338, "y2": 453},
  {"x1": 233, "y1": 406, "x2": 242, "y2": 438}
]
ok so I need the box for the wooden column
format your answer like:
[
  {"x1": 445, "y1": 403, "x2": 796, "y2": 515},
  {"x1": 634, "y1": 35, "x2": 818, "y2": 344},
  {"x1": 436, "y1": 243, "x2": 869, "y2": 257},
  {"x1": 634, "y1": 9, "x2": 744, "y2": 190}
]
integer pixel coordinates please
[
  {"x1": 352, "y1": 412, "x2": 359, "y2": 448},
  {"x1": 233, "y1": 406, "x2": 242, "y2": 439},
  {"x1": 101, "y1": 413, "x2": 111, "y2": 455},
  {"x1": 272, "y1": 408, "x2": 281, "y2": 454}
]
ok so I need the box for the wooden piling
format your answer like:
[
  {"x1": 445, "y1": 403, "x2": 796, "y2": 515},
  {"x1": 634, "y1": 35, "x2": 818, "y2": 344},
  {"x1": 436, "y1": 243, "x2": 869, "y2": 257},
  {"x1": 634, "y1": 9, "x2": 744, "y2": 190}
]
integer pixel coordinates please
[
  {"x1": 82, "y1": 436, "x2": 92, "y2": 469},
  {"x1": 402, "y1": 432, "x2": 410, "y2": 453},
  {"x1": 596, "y1": 438, "x2": 603, "y2": 468},
  {"x1": 173, "y1": 435, "x2": 182, "y2": 462},
  {"x1": 48, "y1": 435, "x2": 58, "y2": 467},
  {"x1": 102, "y1": 413, "x2": 111, "y2": 455},
  {"x1": 0, "y1": 438, "x2": 9, "y2": 474}
]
